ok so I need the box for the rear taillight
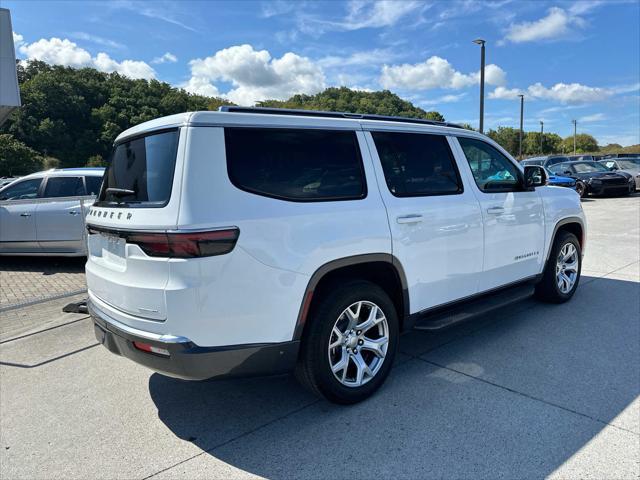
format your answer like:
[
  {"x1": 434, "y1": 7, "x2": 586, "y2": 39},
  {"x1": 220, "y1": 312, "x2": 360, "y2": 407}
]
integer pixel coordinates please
[
  {"x1": 127, "y1": 229, "x2": 240, "y2": 258},
  {"x1": 87, "y1": 226, "x2": 239, "y2": 258}
]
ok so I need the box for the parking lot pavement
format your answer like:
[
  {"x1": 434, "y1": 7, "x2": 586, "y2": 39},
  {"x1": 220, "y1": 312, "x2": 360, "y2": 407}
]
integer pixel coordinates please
[
  {"x1": 1, "y1": 195, "x2": 638, "y2": 479},
  {"x1": 0, "y1": 257, "x2": 86, "y2": 310}
]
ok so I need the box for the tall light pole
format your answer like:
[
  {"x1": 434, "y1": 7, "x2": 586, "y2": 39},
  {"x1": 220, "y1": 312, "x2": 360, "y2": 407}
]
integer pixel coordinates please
[
  {"x1": 473, "y1": 39, "x2": 486, "y2": 133},
  {"x1": 539, "y1": 120, "x2": 544, "y2": 154},
  {"x1": 572, "y1": 119, "x2": 577, "y2": 154},
  {"x1": 518, "y1": 94, "x2": 524, "y2": 160}
]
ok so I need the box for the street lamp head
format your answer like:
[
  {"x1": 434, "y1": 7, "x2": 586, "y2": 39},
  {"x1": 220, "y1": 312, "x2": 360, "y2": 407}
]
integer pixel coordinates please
[
  {"x1": 518, "y1": 94, "x2": 524, "y2": 99},
  {"x1": 473, "y1": 39, "x2": 485, "y2": 45}
]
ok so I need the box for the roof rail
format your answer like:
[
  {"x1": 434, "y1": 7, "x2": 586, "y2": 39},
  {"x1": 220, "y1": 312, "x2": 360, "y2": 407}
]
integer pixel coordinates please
[{"x1": 218, "y1": 106, "x2": 463, "y2": 129}]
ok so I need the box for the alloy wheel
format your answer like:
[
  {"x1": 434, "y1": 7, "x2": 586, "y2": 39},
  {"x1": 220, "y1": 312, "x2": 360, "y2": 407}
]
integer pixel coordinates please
[
  {"x1": 328, "y1": 301, "x2": 389, "y2": 388},
  {"x1": 556, "y1": 243, "x2": 579, "y2": 294}
]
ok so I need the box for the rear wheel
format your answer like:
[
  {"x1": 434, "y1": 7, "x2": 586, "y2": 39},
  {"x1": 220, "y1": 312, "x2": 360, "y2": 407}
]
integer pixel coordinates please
[
  {"x1": 295, "y1": 281, "x2": 399, "y2": 404},
  {"x1": 535, "y1": 231, "x2": 581, "y2": 303}
]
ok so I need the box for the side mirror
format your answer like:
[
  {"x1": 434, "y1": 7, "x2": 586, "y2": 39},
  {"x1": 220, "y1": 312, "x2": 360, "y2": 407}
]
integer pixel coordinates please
[
  {"x1": 610, "y1": 166, "x2": 618, "y2": 171},
  {"x1": 524, "y1": 165, "x2": 547, "y2": 189},
  {"x1": 564, "y1": 170, "x2": 572, "y2": 175}
]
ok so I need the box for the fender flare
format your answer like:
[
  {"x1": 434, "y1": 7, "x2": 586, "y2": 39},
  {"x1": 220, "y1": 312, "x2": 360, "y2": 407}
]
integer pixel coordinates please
[
  {"x1": 546, "y1": 216, "x2": 585, "y2": 261},
  {"x1": 292, "y1": 253, "x2": 410, "y2": 341}
]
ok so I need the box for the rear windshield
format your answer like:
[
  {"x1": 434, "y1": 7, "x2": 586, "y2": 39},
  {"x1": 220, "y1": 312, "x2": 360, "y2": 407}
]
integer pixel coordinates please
[{"x1": 96, "y1": 129, "x2": 179, "y2": 208}]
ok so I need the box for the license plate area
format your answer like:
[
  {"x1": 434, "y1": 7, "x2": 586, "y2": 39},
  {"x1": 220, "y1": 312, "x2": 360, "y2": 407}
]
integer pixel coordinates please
[{"x1": 99, "y1": 232, "x2": 126, "y2": 266}]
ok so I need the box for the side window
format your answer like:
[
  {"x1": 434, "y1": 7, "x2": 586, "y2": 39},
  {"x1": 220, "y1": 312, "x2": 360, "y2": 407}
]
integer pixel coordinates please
[
  {"x1": 225, "y1": 128, "x2": 366, "y2": 201},
  {"x1": 85, "y1": 176, "x2": 103, "y2": 196},
  {"x1": 551, "y1": 163, "x2": 571, "y2": 175},
  {"x1": 371, "y1": 131, "x2": 462, "y2": 196},
  {"x1": 42, "y1": 177, "x2": 85, "y2": 198},
  {"x1": 0, "y1": 178, "x2": 42, "y2": 200},
  {"x1": 458, "y1": 137, "x2": 520, "y2": 192}
]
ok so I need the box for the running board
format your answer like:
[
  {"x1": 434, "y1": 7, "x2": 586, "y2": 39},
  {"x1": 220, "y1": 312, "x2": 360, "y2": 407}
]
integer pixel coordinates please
[{"x1": 413, "y1": 283, "x2": 536, "y2": 331}]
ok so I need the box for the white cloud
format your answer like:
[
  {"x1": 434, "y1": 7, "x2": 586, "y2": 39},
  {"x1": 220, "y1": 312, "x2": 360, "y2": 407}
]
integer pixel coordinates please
[
  {"x1": 318, "y1": 49, "x2": 397, "y2": 68},
  {"x1": 342, "y1": 0, "x2": 423, "y2": 29},
  {"x1": 489, "y1": 86, "x2": 525, "y2": 100},
  {"x1": 71, "y1": 32, "x2": 124, "y2": 49},
  {"x1": 527, "y1": 82, "x2": 608, "y2": 104},
  {"x1": 18, "y1": 36, "x2": 156, "y2": 80},
  {"x1": 20, "y1": 37, "x2": 93, "y2": 68},
  {"x1": 422, "y1": 93, "x2": 468, "y2": 105},
  {"x1": 12, "y1": 32, "x2": 24, "y2": 47},
  {"x1": 502, "y1": 7, "x2": 584, "y2": 44},
  {"x1": 152, "y1": 52, "x2": 178, "y2": 64},
  {"x1": 380, "y1": 56, "x2": 506, "y2": 91},
  {"x1": 579, "y1": 113, "x2": 606, "y2": 122},
  {"x1": 184, "y1": 44, "x2": 325, "y2": 105},
  {"x1": 93, "y1": 52, "x2": 156, "y2": 79},
  {"x1": 490, "y1": 82, "x2": 610, "y2": 105}
]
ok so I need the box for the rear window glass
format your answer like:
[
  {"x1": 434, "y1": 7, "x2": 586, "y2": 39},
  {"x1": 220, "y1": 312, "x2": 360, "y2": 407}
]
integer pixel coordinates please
[
  {"x1": 371, "y1": 131, "x2": 462, "y2": 196},
  {"x1": 85, "y1": 176, "x2": 103, "y2": 196},
  {"x1": 43, "y1": 177, "x2": 85, "y2": 198},
  {"x1": 97, "y1": 129, "x2": 179, "y2": 207},
  {"x1": 225, "y1": 128, "x2": 366, "y2": 201}
]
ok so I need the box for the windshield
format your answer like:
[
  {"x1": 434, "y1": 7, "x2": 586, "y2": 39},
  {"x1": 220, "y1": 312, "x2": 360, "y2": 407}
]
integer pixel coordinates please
[
  {"x1": 572, "y1": 161, "x2": 609, "y2": 173},
  {"x1": 97, "y1": 129, "x2": 179, "y2": 208}
]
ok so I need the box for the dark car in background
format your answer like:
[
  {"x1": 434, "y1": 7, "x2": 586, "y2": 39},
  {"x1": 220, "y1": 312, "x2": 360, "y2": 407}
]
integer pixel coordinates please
[
  {"x1": 598, "y1": 157, "x2": 640, "y2": 190},
  {"x1": 521, "y1": 155, "x2": 570, "y2": 168},
  {"x1": 549, "y1": 161, "x2": 635, "y2": 197}
]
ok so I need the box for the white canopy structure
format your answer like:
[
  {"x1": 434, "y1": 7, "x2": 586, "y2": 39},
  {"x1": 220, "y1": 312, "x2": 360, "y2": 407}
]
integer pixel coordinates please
[{"x1": 0, "y1": 8, "x2": 21, "y2": 126}]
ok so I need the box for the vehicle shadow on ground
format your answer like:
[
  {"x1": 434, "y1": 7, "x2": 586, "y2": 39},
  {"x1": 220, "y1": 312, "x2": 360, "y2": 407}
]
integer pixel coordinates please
[
  {"x1": 0, "y1": 256, "x2": 85, "y2": 275},
  {"x1": 149, "y1": 276, "x2": 639, "y2": 478}
]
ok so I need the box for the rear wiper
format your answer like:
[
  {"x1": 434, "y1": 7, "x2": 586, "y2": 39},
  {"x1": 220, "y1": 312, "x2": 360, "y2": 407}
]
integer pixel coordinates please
[{"x1": 106, "y1": 187, "x2": 135, "y2": 196}]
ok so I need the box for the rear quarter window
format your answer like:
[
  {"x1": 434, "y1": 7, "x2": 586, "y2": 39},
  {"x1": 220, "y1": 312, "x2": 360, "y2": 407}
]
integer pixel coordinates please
[
  {"x1": 97, "y1": 129, "x2": 179, "y2": 208},
  {"x1": 224, "y1": 128, "x2": 366, "y2": 202}
]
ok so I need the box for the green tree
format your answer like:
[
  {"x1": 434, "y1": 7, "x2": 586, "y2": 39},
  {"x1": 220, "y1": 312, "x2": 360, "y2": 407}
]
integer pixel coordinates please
[
  {"x1": 86, "y1": 154, "x2": 107, "y2": 167},
  {"x1": 560, "y1": 133, "x2": 599, "y2": 154},
  {"x1": 258, "y1": 87, "x2": 445, "y2": 122},
  {"x1": 487, "y1": 127, "x2": 520, "y2": 157},
  {"x1": 0, "y1": 134, "x2": 43, "y2": 176}
]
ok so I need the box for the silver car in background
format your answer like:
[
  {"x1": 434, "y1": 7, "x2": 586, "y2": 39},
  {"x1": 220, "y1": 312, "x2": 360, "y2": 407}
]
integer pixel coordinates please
[
  {"x1": 599, "y1": 157, "x2": 640, "y2": 190},
  {"x1": 0, "y1": 168, "x2": 104, "y2": 256}
]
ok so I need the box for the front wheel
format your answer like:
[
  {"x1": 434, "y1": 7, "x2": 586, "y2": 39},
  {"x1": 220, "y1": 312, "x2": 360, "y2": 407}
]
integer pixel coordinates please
[
  {"x1": 535, "y1": 231, "x2": 582, "y2": 303},
  {"x1": 575, "y1": 180, "x2": 586, "y2": 198},
  {"x1": 295, "y1": 281, "x2": 399, "y2": 404}
]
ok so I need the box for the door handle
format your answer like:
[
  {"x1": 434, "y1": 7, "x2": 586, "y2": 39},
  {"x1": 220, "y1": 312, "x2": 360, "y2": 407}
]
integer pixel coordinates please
[
  {"x1": 20, "y1": 212, "x2": 31, "y2": 217},
  {"x1": 486, "y1": 206, "x2": 505, "y2": 215},
  {"x1": 69, "y1": 211, "x2": 80, "y2": 215},
  {"x1": 396, "y1": 214, "x2": 423, "y2": 224}
]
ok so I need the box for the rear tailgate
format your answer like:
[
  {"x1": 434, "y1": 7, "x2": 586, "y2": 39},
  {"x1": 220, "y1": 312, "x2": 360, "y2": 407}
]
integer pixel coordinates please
[{"x1": 85, "y1": 128, "x2": 184, "y2": 324}]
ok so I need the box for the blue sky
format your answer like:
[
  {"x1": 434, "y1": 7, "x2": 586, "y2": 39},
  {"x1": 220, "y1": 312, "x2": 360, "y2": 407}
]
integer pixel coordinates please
[{"x1": 6, "y1": 0, "x2": 640, "y2": 146}]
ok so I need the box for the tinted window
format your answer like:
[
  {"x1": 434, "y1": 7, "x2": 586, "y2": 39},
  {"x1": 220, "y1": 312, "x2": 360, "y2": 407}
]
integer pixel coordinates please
[
  {"x1": 371, "y1": 131, "x2": 462, "y2": 196},
  {"x1": 458, "y1": 137, "x2": 520, "y2": 192},
  {"x1": 0, "y1": 178, "x2": 42, "y2": 200},
  {"x1": 546, "y1": 156, "x2": 569, "y2": 166},
  {"x1": 225, "y1": 128, "x2": 366, "y2": 201},
  {"x1": 550, "y1": 163, "x2": 573, "y2": 175},
  {"x1": 85, "y1": 176, "x2": 103, "y2": 196},
  {"x1": 43, "y1": 177, "x2": 85, "y2": 198},
  {"x1": 98, "y1": 129, "x2": 179, "y2": 207},
  {"x1": 572, "y1": 161, "x2": 608, "y2": 173}
]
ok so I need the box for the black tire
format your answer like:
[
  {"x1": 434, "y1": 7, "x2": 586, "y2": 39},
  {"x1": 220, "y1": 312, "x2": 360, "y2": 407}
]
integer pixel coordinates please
[
  {"x1": 295, "y1": 280, "x2": 399, "y2": 404},
  {"x1": 575, "y1": 180, "x2": 586, "y2": 198},
  {"x1": 535, "y1": 231, "x2": 582, "y2": 303}
]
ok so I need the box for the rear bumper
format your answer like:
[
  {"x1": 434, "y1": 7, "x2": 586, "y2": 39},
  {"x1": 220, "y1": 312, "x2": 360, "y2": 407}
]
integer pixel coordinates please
[{"x1": 89, "y1": 300, "x2": 299, "y2": 381}]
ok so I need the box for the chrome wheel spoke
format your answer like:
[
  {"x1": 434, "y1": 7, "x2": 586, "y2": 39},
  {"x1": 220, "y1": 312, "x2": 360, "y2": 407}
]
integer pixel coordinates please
[
  {"x1": 353, "y1": 352, "x2": 372, "y2": 385},
  {"x1": 563, "y1": 259, "x2": 578, "y2": 273},
  {"x1": 360, "y1": 337, "x2": 388, "y2": 358},
  {"x1": 344, "y1": 303, "x2": 362, "y2": 330},
  {"x1": 357, "y1": 305, "x2": 382, "y2": 333}
]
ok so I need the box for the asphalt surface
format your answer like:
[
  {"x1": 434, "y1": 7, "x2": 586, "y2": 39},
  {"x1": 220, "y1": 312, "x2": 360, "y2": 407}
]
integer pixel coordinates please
[{"x1": 1, "y1": 194, "x2": 639, "y2": 479}]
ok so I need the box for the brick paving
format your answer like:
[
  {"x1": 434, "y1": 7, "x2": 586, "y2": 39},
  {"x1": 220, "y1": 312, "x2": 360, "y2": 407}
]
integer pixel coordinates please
[{"x1": 0, "y1": 257, "x2": 86, "y2": 309}]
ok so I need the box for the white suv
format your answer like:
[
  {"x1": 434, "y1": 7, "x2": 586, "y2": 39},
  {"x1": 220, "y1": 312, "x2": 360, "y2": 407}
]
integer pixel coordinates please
[{"x1": 86, "y1": 107, "x2": 585, "y2": 404}]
